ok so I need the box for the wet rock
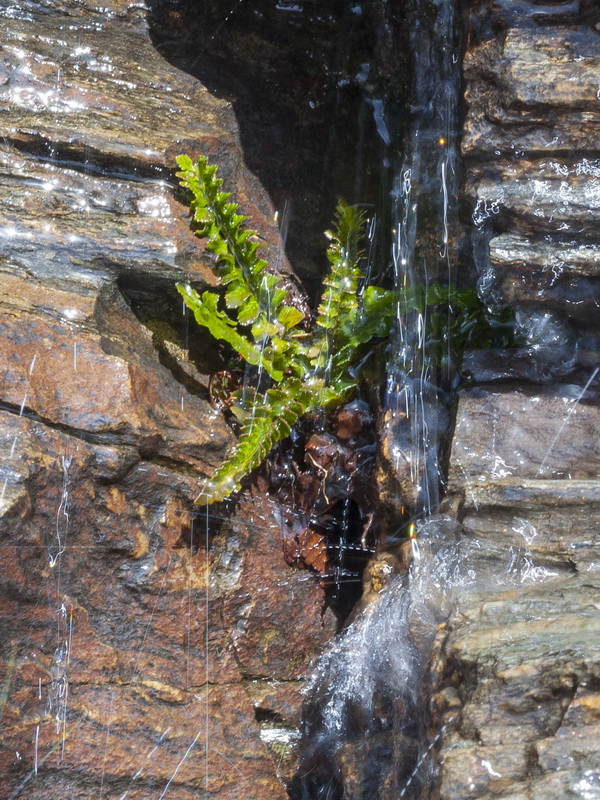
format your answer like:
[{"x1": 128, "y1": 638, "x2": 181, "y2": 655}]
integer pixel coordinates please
[
  {"x1": 435, "y1": 385, "x2": 600, "y2": 799},
  {"x1": 490, "y1": 234, "x2": 600, "y2": 281},
  {"x1": 439, "y1": 743, "x2": 530, "y2": 799},
  {"x1": 0, "y1": 1, "x2": 333, "y2": 797},
  {"x1": 463, "y1": 4, "x2": 600, "y2": 353},
  {"x1": 335, "y1": 732, "x2": 417, "y2": 800},
  {"x1": 0, "y1": 271, "x2": 232, "y2": 467},
  {"x1": 218, "y1": 494, "x2": 336, "y2": 681},
  {"x1": 0, "y1": 7, "x2": 288, "y2": 277},
  {"x1": 1, "y1": 411, "x2": 329, "y2": 797},
  {"x1": 450, "y1": 388, "x2": 600, "y2": 483},
  {"x1": 474, "y1": 157, "x2": 600, "y2": 236},
  {"x1": 487, "y1": 233, "x2": 600, "y2": 325},
  {"x1": 432, "y1": 3, "x2": 600, "y2": 796},
  {"x1": 463, "y1": 26, "x2": 600, "y2": 159},
  {"x1": 430, "y1": 575, "x2": 600, "y2": 800}
]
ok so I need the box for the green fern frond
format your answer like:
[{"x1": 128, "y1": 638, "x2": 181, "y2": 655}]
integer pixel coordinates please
[
  {"x1": 356, "y1": 283, "x2": 511, "y2": 354},
  {"x1": 176, "y1": 155, "x2": 268, "y2": 292},
  {"x1": 175, "y1": 155, "x2": 308, "y2": 379},
  {"x1": 308, "y1": 201, "x2": 368, "y2": 402},
  {"x1": 314, "y1": 202, "x2": 365, "y2": 340},
  {"x1": 176, "y1": 283, "x2": 285, "y2": 381},
  {"x1": 176, "y1": 155, "x2": 516, "y2": 506},
  {"x1": 196, "y1": 379, "x2": 314, "y2": 504}
]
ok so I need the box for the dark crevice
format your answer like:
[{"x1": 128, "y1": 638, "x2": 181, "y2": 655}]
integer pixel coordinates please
[
  {"x1": 146, "y1": 0, "x2": 409, "y2": 293},
  {"x1": 254, "y1": 707, "x2": 287, "y2": 725},
  {"x1": 6, "y1": 134, "x2": 172, "y2": 183},
  {"x1": 117, "y1": 273, "x2": 226, "y2": 397},
  {"x1": 0, "y1": 400, "x2": 136, "y2": 448},
  {"x1": 0, "y1": 401, "x2": 209, "y2": 480}
]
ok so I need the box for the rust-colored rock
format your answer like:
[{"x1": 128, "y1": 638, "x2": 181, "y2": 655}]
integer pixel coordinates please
[
  {"x1": 0, "y1": 1, "x2": 334, "y2": 798},
  {"x1": 0, "y1": 413, "x2": 300, "y2": 797}
]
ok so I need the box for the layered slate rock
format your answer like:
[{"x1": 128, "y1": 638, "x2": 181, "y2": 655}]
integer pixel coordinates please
[
  {"x1": 434, "y1": 391, "x2": 600, "y2": 799},
  {"x1": 0, "y1": 2, "x2": 335, "y2": 798},
  {"x1": 431, "y1": 2, "x2": 600, "y2": 798},
  {"x1": 463, "y1": 2, "x2": 600, "y2": 336}
]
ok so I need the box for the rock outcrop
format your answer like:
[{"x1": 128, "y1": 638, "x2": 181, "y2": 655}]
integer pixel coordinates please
[
  {"x1": 0, "y1": 2, "x2": 335, "y2": 798},
  {"x1": 430, "y1": 2, "x2": 600, "y2": 798},
  {"x1": 2, "y1": 1, "x2": 600, "y2": 798}
]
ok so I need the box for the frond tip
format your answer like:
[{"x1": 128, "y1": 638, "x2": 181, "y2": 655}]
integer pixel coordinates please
[{"x1": 195, "y1": 380, "x2": 313, "y2": 504}]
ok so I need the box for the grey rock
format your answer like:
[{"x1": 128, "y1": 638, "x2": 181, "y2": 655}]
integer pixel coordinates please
[
  {"x1": 432, "y1": 4, "x2": 600, "y2": 798},
  {"x1": 463, "y1": 27, "x2": 600, "y2": 159},
  {"x1": 432, "y1": 575, "x2": 600, "y2": 799}
]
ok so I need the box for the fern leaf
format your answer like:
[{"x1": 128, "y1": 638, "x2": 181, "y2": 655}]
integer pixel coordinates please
[
  {"x1": 176, "y1": 154, "x2": 307, "y2": 376},
  {"x1": 177, "y1": 155, "x2": 265, "y2": 289},
  {"x1": 176, "y1": 155, "x2": 516, "y2": 507},
  {"x1": 355, "y1": 283, "x2": 514, "y2": 358},
  {"x1": 177, "y1": 283, "x2": 284, "y2": 381},
  {"x1": 277, "y1": 305, "x2": 305, "y2": 330},
  {"x1": 311, "y1": 201, "x2": 367, "y2": 378},
  {"x1": 196, "y1": 379, "x2": 314, "y2": 504},
  {"x1": 315, "y1": 201, "x2": 365, "y2": 334}
]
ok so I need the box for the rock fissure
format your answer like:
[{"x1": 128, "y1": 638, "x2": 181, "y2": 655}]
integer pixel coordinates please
[
  {"x1": 0, "y1": 401, "x2": 206, "y2": 477},
  {"x1": 7, "y1": 134, "x2": 174, "y2": 183}
]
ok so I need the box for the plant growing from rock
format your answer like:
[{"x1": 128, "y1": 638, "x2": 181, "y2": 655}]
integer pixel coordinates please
[{"x1": 175, "y1": 155, "x2": 511, "y2": 505}]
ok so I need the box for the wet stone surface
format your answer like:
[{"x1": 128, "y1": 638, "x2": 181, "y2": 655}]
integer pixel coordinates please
[
  {"x1": 429, "y1": 1, "x2": 600, "y2": 796},
  {"x1": 2, "y1": 1, "x2": 600, "y2": 799},
  {"x1": 430, "y1": 574, "x2": 600, "y2": 800},
  {"x1": 0, "y1": 1, "x2": 336, "y2": 798}
]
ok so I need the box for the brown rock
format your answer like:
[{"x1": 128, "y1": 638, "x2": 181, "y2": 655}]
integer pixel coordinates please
[
  {"x1": 439, "y1": 743, "x2": 529, "y2": 799},
  {"x1": 1, "y1": 682, "x2": 288, "y2": 799},
  {"x1": 0, "y1": 1, "x2": 332, "y2": 798},
  {"x1": 448, "y1": 389, "x2": 600, "y2": 572},
  {"x1": 219, "y1": 493, "x2": 336, "y2": 680},
  {"x1": 451, "y1": 388, "x2": 600, "y2": 483},
  {"x1": 431, "y1": 574, "x2": 600, "y2": 799},
  {"x1": 463, "y1": 27, "x2": 600, "y2": 159},
  {"x1": 0, "y1": 388, "x2": 323, "y2": 797}
]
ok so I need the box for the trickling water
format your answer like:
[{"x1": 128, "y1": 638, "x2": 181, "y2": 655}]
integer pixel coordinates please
[
  {"x1": 294, "y1": 518, "x2": 470, "y2": 799},
  {"x1": 2, "y1": 0, "x2": 597, "y2": 798},
  {"x1": 292, "y1": 0, "x2": 468, "y2": 795},
  {"x1": 386, "y1": 0, "x2": 462, "y2": 520}
]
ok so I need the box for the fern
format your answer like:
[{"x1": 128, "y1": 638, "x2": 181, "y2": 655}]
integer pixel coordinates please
[
  {"x1": 176, "y1": 155, "x2": 513, "y2": 504},
  {"x1": 195, "y1": 379, "x2": 314, "y2": 504},
  {"x1": 175, "y1": 155, "x2": 308, "y2": 383}
]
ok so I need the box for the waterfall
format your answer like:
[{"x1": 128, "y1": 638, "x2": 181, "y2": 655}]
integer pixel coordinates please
[
  {"x1": 294, "y1": 517, "x2": 475, "y2": 799},
  {"x1": 291, "y1": 1, "x2": 467, "y2": 796},
  {"x1": 387, "y1": 0, "x2": 462, "y2": 520}
]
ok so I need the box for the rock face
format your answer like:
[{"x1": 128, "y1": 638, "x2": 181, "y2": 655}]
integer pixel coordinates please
[
  {"x1": 2, "y1": 1, "x2": 600, "y2": 799},
  {"x1": 0, "y1": 2, "x2": 336, "y2": 798},
  {"x1": 146, "y1": 0, "x2": 397, "y2": 287},
  {"x1": 429, "y1": 2, "x2": 600, "y2": 798}
]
